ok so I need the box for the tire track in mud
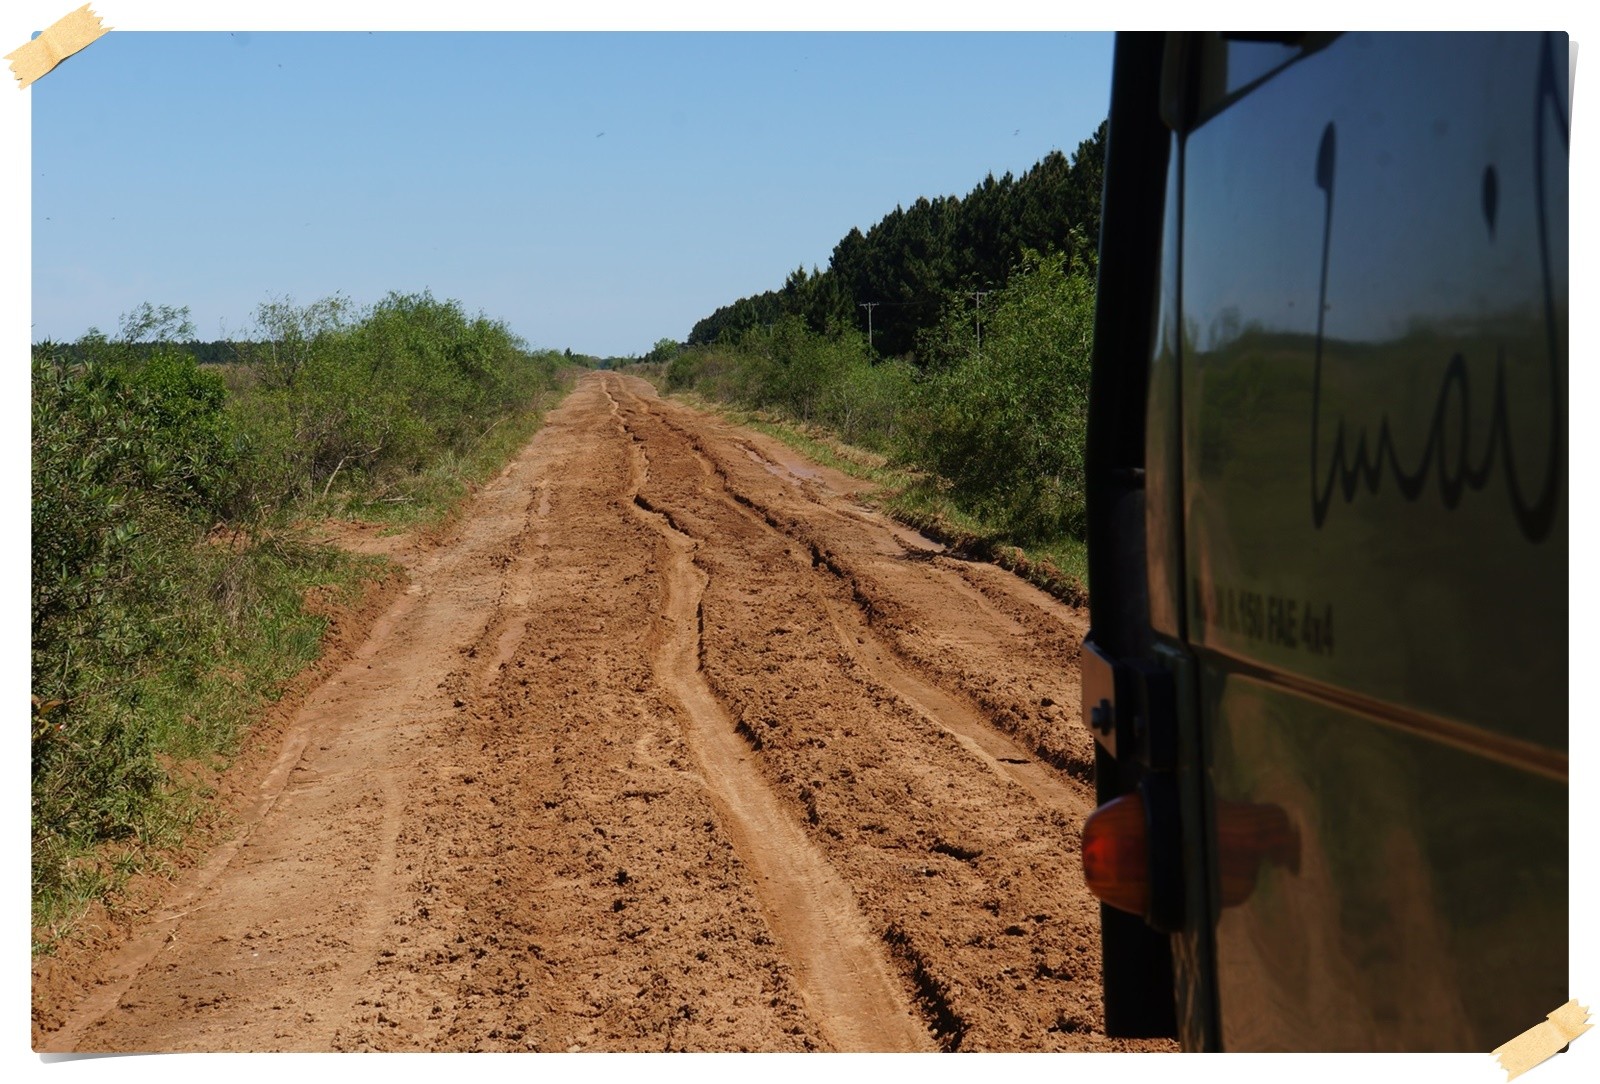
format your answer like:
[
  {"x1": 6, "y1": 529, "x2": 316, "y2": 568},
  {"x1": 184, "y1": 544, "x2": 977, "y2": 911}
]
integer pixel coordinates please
[
  {"x1": 458, "y1": 477, "x2": 551, "y2": 683},
  {"x1": 46, "y1": 581, "x2": 451, "y2": 1052},
  {"x1": 606, "y1": 380, "x2": 932, "y2": 1053},
  {"x1": 805, "y1": 574, "x2": 1090, "y2": 820},
  {"x1": 44, "y1": 399, "x2": 602, "y2": 1053},
  {"x1": 39, "y1": 372, "x2": 1172, "y2": 1054},
  {"x1": 605, "y1": 378, "x2": 1133, "y2": 1051},
  {"x1": 38, "y1": 589, "x2": 423, "y2": 1054},
  {"x1": 612, "y1": 381, "x2": 1095, "y2": 795}
]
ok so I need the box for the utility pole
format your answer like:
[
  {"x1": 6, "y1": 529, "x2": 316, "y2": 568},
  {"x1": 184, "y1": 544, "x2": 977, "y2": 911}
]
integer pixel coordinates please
[
  {"x1": 859, "y1": 301, "x2": 879, "y2": 351},
  {"x1": 972, "y1": 290, "x2": 989, "y2": 353}
]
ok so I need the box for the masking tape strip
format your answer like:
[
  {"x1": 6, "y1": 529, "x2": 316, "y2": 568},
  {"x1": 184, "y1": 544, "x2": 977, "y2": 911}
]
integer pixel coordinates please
[
  {"x1": 1493, "y1": 1000, "x2": 1592, "y2": 1080},
  {"x1": 5, "y1": 5, "x2": 108, "y2": 89}
]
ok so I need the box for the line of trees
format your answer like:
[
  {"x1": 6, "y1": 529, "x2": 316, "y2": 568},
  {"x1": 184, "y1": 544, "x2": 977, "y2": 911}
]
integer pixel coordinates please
[
  {"x1": 45, "y1": 338, "x2": 249, "y2": 366},
  {"x1": 664, "y1": 122, "x2": 1107, "y2": 574},
  {"x1": 688, "y1": 123, "x2": 1105, "y2": 360}
]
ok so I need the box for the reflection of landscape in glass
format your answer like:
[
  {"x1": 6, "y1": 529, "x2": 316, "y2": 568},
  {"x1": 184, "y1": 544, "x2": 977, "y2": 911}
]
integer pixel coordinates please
[
  {"x1": 1208, "y1": 674, "x2": 1566, "y2": 1051},
  {"x1": 1178, "y1": 37, "x2": 1569, "y2": 1053},
  {"x1": 1184, "y1": 36, "x2": 1567, "y2": 349},
  {"x1": 1178, "y1": 33, "x2": 1566, "y2": 747},
  {"x1": 1190, "y1": 313, "x2": 1563, "y2": 534},
  {"x1": 1184, "y1": 312, "x2": 1568, "y2": 749}
]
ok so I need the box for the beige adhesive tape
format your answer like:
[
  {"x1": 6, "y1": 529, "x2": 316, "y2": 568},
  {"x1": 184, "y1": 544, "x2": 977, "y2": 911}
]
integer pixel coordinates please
[
  {"x1": 6, "y1": 5, "x2": 108, "y2": 89},
  {"x1": 1493, "y1": 1000, "x2": 1592, "y2": 1080}
]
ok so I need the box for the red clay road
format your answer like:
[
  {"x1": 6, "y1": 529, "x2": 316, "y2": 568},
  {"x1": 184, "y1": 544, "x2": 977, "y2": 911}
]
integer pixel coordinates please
[{"x1": 34, "y1": 372, "x2": 1174, "y2": 1054}]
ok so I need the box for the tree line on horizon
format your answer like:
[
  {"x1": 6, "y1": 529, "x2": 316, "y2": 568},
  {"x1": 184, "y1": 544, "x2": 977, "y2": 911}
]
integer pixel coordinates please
[
  {"x1": 657, "y1": 117, "x2": 1108, "y2": 593},
  {"x1": 687, "y1": 121, "x2": 1105, "y2": 360},
  {"x1": 38, "y1": 334, "x2": 615, "y2": 371}
]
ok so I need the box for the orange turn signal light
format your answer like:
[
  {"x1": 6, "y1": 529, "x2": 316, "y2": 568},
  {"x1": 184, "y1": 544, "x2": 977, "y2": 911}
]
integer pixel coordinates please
[{"x1": 1081, "y1": 793, "x2": 1149, "y2": 917}]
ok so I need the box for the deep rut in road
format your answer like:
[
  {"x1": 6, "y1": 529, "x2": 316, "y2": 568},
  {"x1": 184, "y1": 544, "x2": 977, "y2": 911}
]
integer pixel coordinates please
[
  {"x1": 623, "y1": 392, "x2": 1093, "y2": 820},
  {"x1": 615, "y1": 392, "x2": 930, "y2": 1052},
  {"x1": 34, "y1": 373, "x2": 1175, "y2": 1054}
]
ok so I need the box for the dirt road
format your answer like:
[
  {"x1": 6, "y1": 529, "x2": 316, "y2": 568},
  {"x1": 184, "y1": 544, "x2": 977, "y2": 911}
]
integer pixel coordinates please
[{"x1": 35, "y1": 372, "x2": 1170, "y2": 1053}]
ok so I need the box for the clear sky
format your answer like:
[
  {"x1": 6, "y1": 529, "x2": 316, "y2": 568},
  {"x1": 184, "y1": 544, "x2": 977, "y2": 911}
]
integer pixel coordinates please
[{"x1": 24, "y1": 17, "x2": 1115, "y2": 357}]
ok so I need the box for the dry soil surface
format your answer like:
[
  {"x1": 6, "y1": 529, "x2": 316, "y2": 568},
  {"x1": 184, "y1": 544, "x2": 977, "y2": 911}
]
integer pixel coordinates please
[{"x1": 34, "y1": 372, "x2": 1173, "y2": 1054}]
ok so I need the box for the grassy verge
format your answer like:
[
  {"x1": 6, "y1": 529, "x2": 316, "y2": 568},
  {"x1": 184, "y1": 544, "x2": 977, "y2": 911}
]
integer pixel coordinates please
[
  {"x1": 329, "y1": 368, "x2": 579, "y2": 527},
  {"x1": 658, "y1": 248, "x2": 1095, "y2": 593},
  {"x1": 31, "y1": 538, "x2": 387, "y2": 949},
  {"x1": 31, "y1": 298, "x2": 578, "y2": 952},
  {"x1": 671, "y1": 391, "x2": 1087, "y2": 605}
]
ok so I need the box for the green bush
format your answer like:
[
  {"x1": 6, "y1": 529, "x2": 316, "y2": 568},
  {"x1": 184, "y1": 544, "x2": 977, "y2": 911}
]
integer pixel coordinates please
[
  {"x1": 31, "y1": 292, "x2": 567, "y2": 938},
  {"x1": 902, "y1": 249, "x2": 1096, "y2": 543},
  {"x1": 664, "y1": 348, "x2": 704, "y2": 391},
  {"x1": 32, "y1": 342, "x2": 251, "y2": 915},
  {"x1": 32, "y1": 345, "x2": 239, "y2": 687},
  {"x1": 232, "y1": 291, "x2": 561, "y2": 510},
  {"x1": 816, "y1": 353, "x2": 916, "y2": 452},
  {"x1": 667, "y1": 319, "x2": 912, "y2": 454},
  {"x1": 663, "y1": 247, "x2": 1097, "y2": 548}
]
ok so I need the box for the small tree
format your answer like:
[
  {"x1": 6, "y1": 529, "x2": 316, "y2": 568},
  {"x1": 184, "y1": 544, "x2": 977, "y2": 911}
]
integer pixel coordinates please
[
  {"x1": 117, "y1": 302, "x2": 196, "y2": 344},
  {"x1": 250, "y1": 293, "x2": 352, "y2": 390},
  {"x1": 903, "y1": 247, "x2": 1097, "y2": 543},
  {"x1": 646, "y1": 337, "x2": 681, "y2": 365}
]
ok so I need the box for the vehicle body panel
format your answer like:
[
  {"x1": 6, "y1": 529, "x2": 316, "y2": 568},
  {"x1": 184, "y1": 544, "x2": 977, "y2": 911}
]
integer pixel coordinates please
[{"x1": 1087, "y1": 30, "x2": 1568, "y2": 1051}]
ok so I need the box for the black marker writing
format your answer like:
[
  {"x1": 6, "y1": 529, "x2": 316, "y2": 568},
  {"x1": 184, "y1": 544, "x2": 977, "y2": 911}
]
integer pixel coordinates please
[{"x1": 1308, "y1": 32, "x2": 1565, "y2": 543}]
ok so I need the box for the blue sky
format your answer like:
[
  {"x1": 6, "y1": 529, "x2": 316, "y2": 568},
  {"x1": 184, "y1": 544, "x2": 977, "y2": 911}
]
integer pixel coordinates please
[{"x1": 25, "y1": 21, "x2": 1113, "y2": 356}]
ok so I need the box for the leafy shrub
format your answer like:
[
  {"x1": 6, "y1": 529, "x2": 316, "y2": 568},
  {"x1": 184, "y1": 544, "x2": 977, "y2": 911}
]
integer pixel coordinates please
[
  {"x1": 902, "y1": 248, "x2": 1096, "y2": 543},
  {"x1": 665, "y1": 246, "x2": 1097, "y2": 547},
  {"x1": 233, "y1": 291, "x2": 561, "y2": 509},
  {"x1": 669, "y1": 318, "x2": 912, "y2": 454},
  {"x1": 31, "y1": 342, "x2": 248, "y2": 912},
  {"x1": 31, "y1": 292, "x2": 567, "y2": 936},
  {"x1": 816, "y1": 353, "x2": 916, "y2": 452},
  {"x1": 664, "y1": 348, "x2": 704, "y2": 391},
  {"x1": 32, "y1": 345, "x2": 239, "y2": 680}
]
